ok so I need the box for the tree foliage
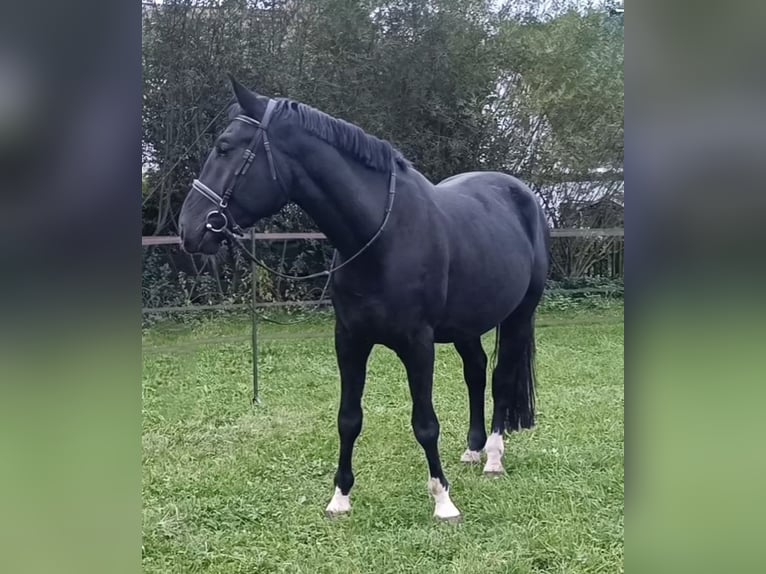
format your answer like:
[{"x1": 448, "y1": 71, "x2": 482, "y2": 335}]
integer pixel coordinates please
[
  {"x1": 140, "y1": 0, "x2": 623, "y2": 306},
  {"x1": 142, "y1": 0, "x2": 623, "y2": 234}
]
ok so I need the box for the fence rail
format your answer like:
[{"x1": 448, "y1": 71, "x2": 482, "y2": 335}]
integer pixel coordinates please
[
  {"x1": 141, "y1": 228, "x2": 623, "y2": 246},
  {"x1": 142, "y1": 228, "x2": 623, "y2": 316},
  {"x1": 142, "y1": 300, "x2": 333, "y2": 315}
]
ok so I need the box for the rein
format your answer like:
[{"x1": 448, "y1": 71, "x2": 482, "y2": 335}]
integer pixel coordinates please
[
  {"x1": 192, "y1": 98, "x2": 398, "y2": 281},
  {"x1": 251, "y1": 249, "x2": 336, "y2": 326}
]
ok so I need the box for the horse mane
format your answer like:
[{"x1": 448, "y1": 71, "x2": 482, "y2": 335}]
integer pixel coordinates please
[{"x1": 274, "y1": 99, "x2": 410, "y2": 173}]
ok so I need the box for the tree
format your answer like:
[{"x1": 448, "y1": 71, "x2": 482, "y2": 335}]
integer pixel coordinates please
[{"x1": 140, "y1": 0, "x2": 625, "y2": 305}]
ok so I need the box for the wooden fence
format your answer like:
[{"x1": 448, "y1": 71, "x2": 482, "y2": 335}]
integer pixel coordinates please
[
  {"x1": 141, "y1": 228, "x2": 623, "y2": 246},
  {"x1": 141, "y1": 228, "x2": 623, "y2": 314}
]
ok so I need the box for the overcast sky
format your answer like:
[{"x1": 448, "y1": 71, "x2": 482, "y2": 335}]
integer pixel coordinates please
[{"x1": 145, "y1": 0, "x2": 618, "y2": 17}]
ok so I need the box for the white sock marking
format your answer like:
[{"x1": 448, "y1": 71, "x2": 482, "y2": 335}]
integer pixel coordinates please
[
  {"x1": 428, "y1": 478, "x2": 461, "y2": 520},
  {"x1": 483, "y1": 432, "x2": 505, "y2": 474},
  {"x1": 325, "y1": 487, "x2": 351, "y2": 515},
  {"x1": 460, "y1": 449, "x2": 482, "y2": 463}
]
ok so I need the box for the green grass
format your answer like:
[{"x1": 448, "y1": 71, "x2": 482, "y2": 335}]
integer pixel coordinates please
[{"x1": 142, "y1": 304, "x2": 624, "y2": 573}]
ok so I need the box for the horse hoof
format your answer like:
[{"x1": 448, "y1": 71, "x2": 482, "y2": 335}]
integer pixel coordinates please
[
  {"x1": 435, "y1": 513, "x2": 463, "y2": 524},
  {"x1": 325, "y1": 509, "x2": 350, "y2": 519},
  {"x1": 483, "y1": 469, "x2": 505, "y2": 478},
  {"x1": 325, "y1": 487, "x2": 351, "y2": 518},
  {"x1": 483, "y1": 462, "x2": 506, "y2": 477},
  {"x1": 460, "y1": 449, "x2": 482, "y2": 464}
]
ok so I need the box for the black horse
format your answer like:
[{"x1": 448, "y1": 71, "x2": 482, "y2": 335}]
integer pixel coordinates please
[{"x1": 179, "y1": 77, "x2": 550, "y2": 522}]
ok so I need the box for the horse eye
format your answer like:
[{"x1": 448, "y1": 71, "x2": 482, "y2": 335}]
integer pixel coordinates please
[{"x1": 215, "y1": 143, "x2": 230, "y2": 157}]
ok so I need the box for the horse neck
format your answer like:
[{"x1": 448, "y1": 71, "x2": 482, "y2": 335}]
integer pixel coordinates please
[{"x1": 286, "y1": 142, "x2": 393, "y2": 260}]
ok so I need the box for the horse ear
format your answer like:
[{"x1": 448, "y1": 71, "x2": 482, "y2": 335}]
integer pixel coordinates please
[
  {"x1": 228, "y1": 74, "x2": 251, "y2": 104},
  {"x1": 227, "y1": 74, "x2": 265, "y2": 117}
]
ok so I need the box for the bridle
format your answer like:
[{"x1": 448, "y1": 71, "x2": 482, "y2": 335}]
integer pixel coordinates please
[
  {"x1": 191, "y1": 98, "x2": 398, "y2": 281},
  {"x1": 192, "y1": 99, "x2": 280, "y2": 238}
]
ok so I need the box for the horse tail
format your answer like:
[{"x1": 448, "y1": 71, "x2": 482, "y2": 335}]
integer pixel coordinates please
[
  {"x1": 501, "y1": 203, "x2": 547, "y2": 431},
  {"x1": 490, "y1": 324, "x2": 501, "y2": 373},
  {"x1": 494, "y1": 278, "x2": 543, "y2": 433},
  {"x1": 501, "y1": 310, "x2": 537, "y2": 431}
]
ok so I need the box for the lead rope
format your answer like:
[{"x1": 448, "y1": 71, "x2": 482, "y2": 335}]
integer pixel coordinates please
[
  {"x1": 248, "y1": 249, "x2": 336, "y2": 326},
  {"x1": 222, "y1": 155, "x2": 397, "y2": 281},
  {"x1": 233, "y1": 156, "x2": 393, "y2": 324}
]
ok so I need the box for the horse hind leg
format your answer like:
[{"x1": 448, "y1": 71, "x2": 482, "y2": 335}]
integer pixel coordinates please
[
  {"x1": 454, "y1": 338, "x2": 487, "y2": 464},
  {"x1": 484, "y1": 287, "x2": 543, "y2": 476}
]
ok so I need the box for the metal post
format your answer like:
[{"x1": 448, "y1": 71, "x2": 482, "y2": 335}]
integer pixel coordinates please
[{"x1": 251, "y1": 229, "x2": 260, "y2": 405}]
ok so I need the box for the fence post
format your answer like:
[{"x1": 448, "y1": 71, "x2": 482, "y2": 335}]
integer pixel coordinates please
[{"x1": 251, "y1": 229, "x2": 260, "y2": 405}]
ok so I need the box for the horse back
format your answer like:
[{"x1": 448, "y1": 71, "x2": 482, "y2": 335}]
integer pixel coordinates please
[
  {"x1": 428, "y1": 171, "x2": 549, "y2": 337},
  {"x1": 434, "y1": 171, "x2": 547, "y2": 251}
]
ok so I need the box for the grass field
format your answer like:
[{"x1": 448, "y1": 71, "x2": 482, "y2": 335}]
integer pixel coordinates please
[{"x1": 142, "y1": 303, "x2": 624, "y2": 573}]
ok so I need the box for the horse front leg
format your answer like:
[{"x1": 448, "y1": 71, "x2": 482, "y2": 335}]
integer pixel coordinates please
[
  {"x1": 325, "y1": 324, "x2": 372, "y2": 517},
  {"x1": 396, "y1": 327, "x2": 462, "y2": 522}
]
